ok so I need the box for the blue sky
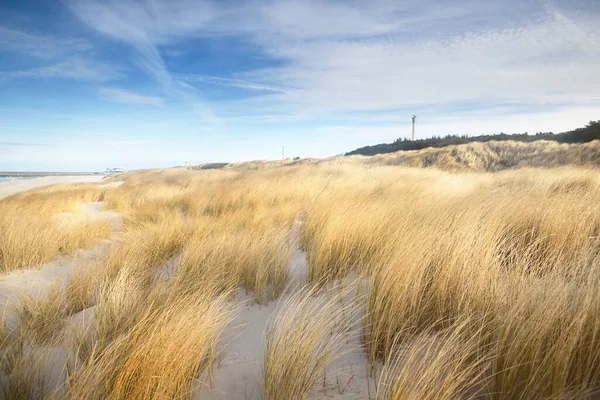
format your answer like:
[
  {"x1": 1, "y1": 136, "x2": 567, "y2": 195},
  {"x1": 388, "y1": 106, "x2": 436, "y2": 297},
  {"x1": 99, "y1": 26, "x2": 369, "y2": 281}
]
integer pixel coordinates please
[{"x1": 1, "y1": 0, "x2": 599, "y2": 171}]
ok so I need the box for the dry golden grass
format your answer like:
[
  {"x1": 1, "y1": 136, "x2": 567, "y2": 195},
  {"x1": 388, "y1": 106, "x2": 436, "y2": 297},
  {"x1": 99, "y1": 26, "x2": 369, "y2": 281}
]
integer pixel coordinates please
[
  {"x1": 0, "y1": 184, "x2": 113, "y2": 273},
  {"x1": 1, "y1": 347, "x2": 47, "y2": 400},
  {"x1": 356, "y1": 139, "x2": 600, "y2": 171},
  {"x1": 102, "y1": 168, "x2": 299, "y2": 303},
  {"x1": 377, "y1": 317, "x2": 491, "y2": 400},
  {"x1": 17, "y1": 283, "x2": 67, "y2": 345},
  {"x1": 2, "y1": 156, "x2": 600, "y2": 399},
  {"x1": 64, "y1": 264, "x2": 102, "y2": 315},
  {"x1": 90, "y1": 267, "x2": 150, "y2": 352},
  {"x1": 185, "y1": 139, "x2": 600, "y2": 173},
  {"x1": 0, "y1": 310, "x2": 25, "y2": 392},
  {"x1": 63, "y1": 273, "x2": 235, "y2": 399},
  {"x1": 174, "y1": 225, "x2": 293, "y2": 303},
  {"x1": 489, "y1": 279, "x2": 600, "y2": 399},
  {"x1": 57, "y1": 217, "x2": 112, "y2": 256},
  {"x1": 264, "y1": 285, "x2": 355, "y2": 400},
  {"x1": 104, "y1": 215, "x2": 192, "y2": 282}
]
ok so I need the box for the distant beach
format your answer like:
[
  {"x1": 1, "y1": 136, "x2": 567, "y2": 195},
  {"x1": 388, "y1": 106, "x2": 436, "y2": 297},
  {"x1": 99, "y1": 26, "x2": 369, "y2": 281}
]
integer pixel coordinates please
[
  {"x1": 0, "y1": 176, "x2": 39, "y2": 182},
  {"x1": 0, "y1": 175, "x2": 105, "y2": 199}
]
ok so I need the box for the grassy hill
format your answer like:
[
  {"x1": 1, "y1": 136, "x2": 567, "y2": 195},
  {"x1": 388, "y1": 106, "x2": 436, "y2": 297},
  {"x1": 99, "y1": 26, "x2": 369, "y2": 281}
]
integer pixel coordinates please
[
  {"x1": 192, "y1": 139, "x2": 600, "y2": 173},
  {"x1": 349, "y1": 139, "x2": 600, "y2": 172},
  {"x1": 346, "y1": 120, "x2": 600, "y2": 156},
  {"x1": 185, "y1": 121, "x2": 600, "y2": 174}
]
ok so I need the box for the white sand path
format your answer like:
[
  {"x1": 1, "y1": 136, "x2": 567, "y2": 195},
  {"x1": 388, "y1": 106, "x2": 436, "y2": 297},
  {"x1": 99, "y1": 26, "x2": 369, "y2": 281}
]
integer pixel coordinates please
[
  {"x1": 1, "y1": 194, "x2": 376, "y2": 398},
  {"x1": 0, "y1": 202, "x2": 122, "y2": 326},
  {"x1": 0, "y1": 201, "x2": 122, "y2": 396},
  {"x1": 199, "y1": 220, "x2": 377, "y2": 400}
]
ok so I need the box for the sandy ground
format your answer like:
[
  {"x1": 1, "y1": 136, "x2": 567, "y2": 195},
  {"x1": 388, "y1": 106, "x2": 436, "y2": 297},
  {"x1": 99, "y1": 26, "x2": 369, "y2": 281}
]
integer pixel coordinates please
[
  {"x1": 0, "y1": 175, "x2": 106, "y2": 200},
  {"x1": 0, "y1": 199, "x2": 122, "y2": 396},
  {"x1": 0, "y1": 202, "x2": 121, "y2": 326},
  {"x1": 199, "y1": 220, "x2": 376, "y2": 400},
  {"x1": 0, "y1": 198, "x2": 375, "y2": 398}
]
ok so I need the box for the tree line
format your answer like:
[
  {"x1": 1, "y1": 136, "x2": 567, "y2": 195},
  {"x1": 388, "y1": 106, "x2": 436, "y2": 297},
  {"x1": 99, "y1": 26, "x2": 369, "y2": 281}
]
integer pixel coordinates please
[{"x1": 345, "y1": 120, "x2": 600, "y2": 156}]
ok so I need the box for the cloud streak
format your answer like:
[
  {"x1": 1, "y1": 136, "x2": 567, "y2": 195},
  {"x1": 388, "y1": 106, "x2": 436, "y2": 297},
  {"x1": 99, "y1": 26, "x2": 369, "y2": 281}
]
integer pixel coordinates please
[
  {"x1": 1, "y1": 56, "x2": 124, "y2": 81},
  {"x1": 66, "y1": 0, "x2": 598, "y2": 122},
  {"x1": 0, "y1": 27, "x2": 92, "y2": 59},
  {"x1": 211, "y1": 0, "x2": 600, "y2": 123},
  {"x1": 2, "y1": 0, "x2": 600, "y2": 171},
  {"x1": 67, "y1": 0, "x2": 215, "y2": 91},
  {"x1": 99, "y1": 88, "x2": 164, "y2": 107},
  {"x1": 174, "y1": 74, "x2": 291, "y2": 93}
]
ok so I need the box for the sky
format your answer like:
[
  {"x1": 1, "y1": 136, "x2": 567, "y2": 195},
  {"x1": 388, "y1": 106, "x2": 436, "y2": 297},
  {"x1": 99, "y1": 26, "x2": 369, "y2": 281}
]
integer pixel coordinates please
[{"x1": 0, "y1": 0, "x2": 599, "y2": 171}]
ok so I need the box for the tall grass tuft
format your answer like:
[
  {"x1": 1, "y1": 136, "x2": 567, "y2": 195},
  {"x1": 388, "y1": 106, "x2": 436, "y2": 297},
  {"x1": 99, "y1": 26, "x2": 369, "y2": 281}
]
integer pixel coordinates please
[
  {"x1": 64, "y1": 285, "x2": 235, "y2": 399},
  {"x1": 17, "y1": 283, "x2": 66, "y2": 344},
  {"x1": 64, "y1": 264, "x2": 102, "y2": 315},
  {"x1": 264, "y1": 285, "x2": 356, "y2": 400},
  {"x1": 377, "y1": 318, "x2": 491, "y2": 400}
]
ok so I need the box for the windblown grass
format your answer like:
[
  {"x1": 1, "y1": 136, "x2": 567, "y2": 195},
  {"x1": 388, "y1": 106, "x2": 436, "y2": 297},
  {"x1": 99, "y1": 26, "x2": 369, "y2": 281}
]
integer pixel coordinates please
[
  {"x1": 1, "y1": 346, "x2": 47, "y2": 400},
  {"x1": 64, "y1": 264, "x2": 102, "y2": 315},
  {"x1": 356, "y1": 139, "x2": 600, "y2": 171},
  {"x1": 18, "y1": 283, "x2": 66, "y2": 345},
  {"x1": 104, "y1": 215, "x2": 192, "y2": 282},
  {"x1": 0, "y1": 311, "x2": 25, "y2": 392},
  {"x1": 175, "y1": 225, "x2": 293, "y2": 303},
  {"x1": 64, "y1": 273, "x2": 235, "y2": 399},
  {"x1": 377, "y1": 318, "x2": 491, "y2": 400},
  {"x1": 2, "y1": 159, "x2": 600, "y2": 399},
  {"x1": 264, "y1": 285, "x2": 355, "y2": 400},
  {"x1": 0, "y1": 185, "x2": 112, "y2": 273}
]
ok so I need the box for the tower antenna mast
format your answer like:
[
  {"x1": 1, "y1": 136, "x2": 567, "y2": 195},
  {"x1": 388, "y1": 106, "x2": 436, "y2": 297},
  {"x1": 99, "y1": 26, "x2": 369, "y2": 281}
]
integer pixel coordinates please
[{"x1": 412, "y1": 115, "x2": 417, "y2": 141}]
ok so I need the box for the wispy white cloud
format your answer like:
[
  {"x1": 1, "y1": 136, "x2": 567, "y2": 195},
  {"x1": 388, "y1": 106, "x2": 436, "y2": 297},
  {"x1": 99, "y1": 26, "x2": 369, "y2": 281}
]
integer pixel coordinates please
[
  {"x1": 99, "y1": 88, "x2": 164, "y2": 107},
  {"x1": 0, "y1": 26, "x2": 92, "y2": 59},
  {"x1": 68, "y1": 0, "x2": 215, "y2": 44},
  {"x1": 67, "y1": 0, "x2": 597, "y2": 124},
  {"x1": 254, "y1": 0, "x2": 399, "y2": 41},
  {"x1": 1, "y1": 56, "x2": 124, "y2": 81},
  {"x1": 209, "y1": 0, "x2": 600, "y2": 123},
  {"x1": 1, "y1": 58, "x2": 124, "y2": 81},
  {"x1": 67, "y1": 0, "x2": 228, "y2": 127},
  {"x1": 67, "y1": 0, "x2": 215, "y2": 91},
  {"x1": 174, "y1": 74, "x2": 291, "y2": 93},
  {"x1": 3, "y1": 0, "x2": 600, "y2": 170}
]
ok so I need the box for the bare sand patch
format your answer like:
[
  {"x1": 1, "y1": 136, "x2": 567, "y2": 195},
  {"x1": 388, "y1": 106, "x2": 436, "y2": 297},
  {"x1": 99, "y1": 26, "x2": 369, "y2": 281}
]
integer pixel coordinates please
[
  {"x1": 0, "y1": 202, "x2": 122, "y2": 326},
  {"x1": 199, "y1": 221, "x2": 376, "y2": 400}
]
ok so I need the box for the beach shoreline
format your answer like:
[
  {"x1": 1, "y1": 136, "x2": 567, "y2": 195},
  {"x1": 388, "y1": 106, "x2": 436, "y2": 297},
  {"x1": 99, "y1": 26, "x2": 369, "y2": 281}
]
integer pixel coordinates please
[{"x1": 0, "y1": 175, "x2": 106, "y2": 200}]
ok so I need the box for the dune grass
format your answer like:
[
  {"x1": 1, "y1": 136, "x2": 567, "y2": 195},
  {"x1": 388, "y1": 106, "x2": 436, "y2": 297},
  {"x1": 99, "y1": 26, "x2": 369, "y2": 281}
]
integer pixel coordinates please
[
  {"x1": 64, "y1": 270, "x2": 235, "y2": 399},
  {"x1": 64, "y1": 264, "x2": 102, "y2": 315},
  {"x1": 175, "y1": 225, "x2": 293, "y2": 303},
  {"x1": 354, "y1": 139, "x2": 600, "y2": 171},
  {"x1": 17, "y1": 283, "x2": 67, "y2": 345},
  {"x1": 264, "y1": 285, "x2": 356, "y2": 400},
  {"x1": 0, "y1": 185, "x2": 113, "y2": 273},
  {"x1": 304, "y1": 167, "x2": 600, "y2": 398},
  {"x1": 1, "y1": 347, "x2": 47, "y2": 400},
  {"x1": 377, "y1": 317, "x2": 491, "y2": 400},
  {"x1": 2, "y1": 160, "x2": 600, "y2": 398}
]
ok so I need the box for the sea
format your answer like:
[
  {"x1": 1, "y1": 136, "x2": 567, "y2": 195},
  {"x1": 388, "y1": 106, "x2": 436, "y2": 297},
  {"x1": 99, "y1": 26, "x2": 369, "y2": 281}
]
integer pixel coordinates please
[{"x1": 0, "y1": 176, "x2": 39, "y2": 182}]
